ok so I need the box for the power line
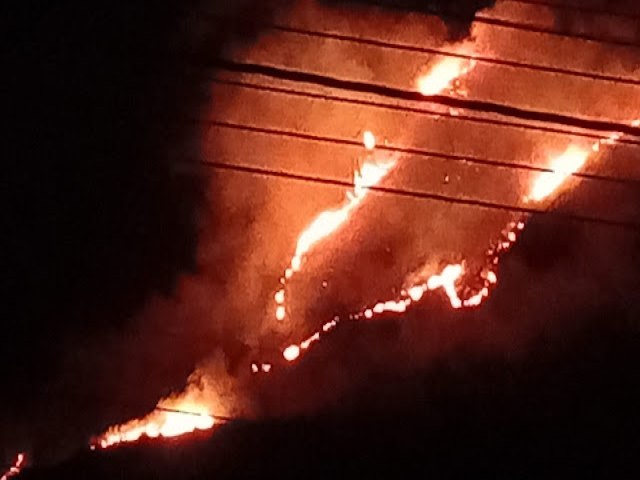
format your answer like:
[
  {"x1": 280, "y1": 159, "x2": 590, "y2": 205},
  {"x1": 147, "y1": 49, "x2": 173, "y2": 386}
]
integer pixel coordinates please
[
  {"x1": 388, "y1": 2, "x2": 640, "y2": 47},
  {"x1": 193, "y1": 159, "x2": 640, "y2": 231},
  {"x1": 155, "y1": 406, "x2": 234, "y2": 422},
  {"x1": 202, "y1": 10, "x2": 639, "y2": 51},
  {"x1": 471, "y1": 12, "x2": 640, "y2": 48},
  {"x1": 211, "y1": 59, "x2": 640, "y2": 137},
  {"x1": 199, "y1": 13, "x2": 640, "y2": 84},
  {"x1": 508, "y1": 0, "x2": 640, "y2": 21},
  {"x1": 199, "y1": 118, "x2": 640, "y2": 189},
  {"x1": 269, "y1": 24, "x2": 640, "y2": 87},
  {"x1": 210, "y1": 78, "x2": 640, "y2": 148}
]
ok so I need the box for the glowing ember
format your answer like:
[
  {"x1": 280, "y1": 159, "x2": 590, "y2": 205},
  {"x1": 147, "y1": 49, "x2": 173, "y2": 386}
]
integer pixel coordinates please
[
  {"x1": 425, "y1": 264, "x2": 463, "y2": 308},
  {"x1": 363, "y1": 130, "x2": 376, "y2": 150},
  {"x1": 283, "y1": 344, "x2": 301, "y2": 362},
  {"x1": 1, "y1": 454, "x2": 25, "y2": 480}
]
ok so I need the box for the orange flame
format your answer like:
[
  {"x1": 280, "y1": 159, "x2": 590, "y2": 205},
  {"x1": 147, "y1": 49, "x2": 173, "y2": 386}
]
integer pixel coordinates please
[
  {"x1": 363, "y1": 130, "x2": 376, "y2": 150},
  {"x1": 275, "y1": 52, "x2": 478, "y2": 323},
  {"x1": 281, "y1": 216, "x2": 532, "y2": 364},
  {"x1": 528, "y1": 145, "x2": 591, "y2": 202},
  {"x1": 91, "y1": 9, "x2": 636, "y2": 446},
  {"x1": 416, "y1": 47, "x2": 476, "y2": 97},
  {"x1": 292, "y1": 156, "x2": 395, "y2": 270},
  {"x1": 274, "y1": 131, "x2": 396, "y2": 321},
  {"x1": 1, "y1": 453, "x2": 25, "y2": 480},
  {"x1": 529, "y1": 123, "x2": 636, "y2": 203},
  {"x1": 93, "y1": 387, "x2": 216, "y2": 449},
  {"x1": 283, "y1": 262, "x2": 474, "y2": 363}
]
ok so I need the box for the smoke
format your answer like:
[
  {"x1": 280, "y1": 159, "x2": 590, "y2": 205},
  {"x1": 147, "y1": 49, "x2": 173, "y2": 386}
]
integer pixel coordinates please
[
  {"x1": 552, "y1": 0, "x2": 640, "y2": 45},
  {"x1": 321, "y1": 0, "x2": 498, "y2": 39},
  {"x1": 4, "y1": 0, "x2": 639, "y2": 467},
  {"x1": 180, "y1": 0, "x2": 640, "y2": 431}
]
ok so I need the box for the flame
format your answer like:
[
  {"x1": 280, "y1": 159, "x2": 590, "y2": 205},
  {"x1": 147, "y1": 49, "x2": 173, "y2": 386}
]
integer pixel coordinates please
[
  {"x1": 93, "y1": 386, "x2": 217, "y2": 449},
  {"x1": 416, "y1": 48, "x2": 476, "y2": 97},
  {"x1": 426, "y1": 264, "x2": 464, "y2": 308},
  {"x1": 293, "y1": 158, "x2": 395, "y2": 266},
  {"x1": 281, "y1": 216, "x2": 531, "y2": 364},
  {"x1": 89, "y1": 7, "x2": 637, "y2": 449},
  {"x1": 274, "y1": 131, "x2": 396, "y2": 321},
  {"x1": 363, "y1": 130, "x2": 376, "y2": 150},
  {"x1": 274, "y1": 52, "x2": 478, "y2": 323},
  {"x1": 283, "y1": 262, "x2": 471, "y2": 362},
  {"x1": 529, "y1": 123, "x2": 636, "y2": 203},
  {"x1": 283, "y1": 344, "x2": 301, "y2": 361},
  {"x1": 1, "y1": 453, "x2": 25, "y2": 480},
  {"x1": 528, "y1": 145, "x2": 590, "y2": 202}
]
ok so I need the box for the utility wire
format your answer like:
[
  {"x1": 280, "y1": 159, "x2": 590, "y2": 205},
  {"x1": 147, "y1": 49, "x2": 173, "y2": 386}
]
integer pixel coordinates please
[
  {"x1": 199, "y1": 14, "x2": 640, "y2": 83},
  {"x1": 505, "y1": 0, "x2": 640, "y2": 21},
  {"x1": 211, "y1": 59, "x2": 640, "y2": 137},
  {"x1": 267, "y1": 24, "x2": 640, "y2": 87},
  {"x1": 202, "y1": 10, "x2": 639, "y2": 50},
  {"x1": 155, "y1": 406, "x2": 234, "y2": 422},
  {"x1": 378, "y1": 2, "x2": 640, "y2": 47},
  {"x1": 470, "y1": 12, "x2": 640, "y2": 48},
  {"x1": 199, "y1": 118, "x2": 640, "y2": 188},
  {"x1": 193, "y1": 159, "x2": 640, "y2": 231},
  {"x1": 210, "y1": 78, "x2": 640, "y2": 147}
]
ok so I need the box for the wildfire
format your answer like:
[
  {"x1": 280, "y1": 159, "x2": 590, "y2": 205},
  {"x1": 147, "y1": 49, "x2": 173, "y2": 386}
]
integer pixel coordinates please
[
  {"x1": 87, "y1": 6, "x2": 637, "y2": 452},
  {"x1": 279, "y1": 115, "x2": 640, "y2": 365},
  {"x1": 275, "y1": 51, "x2": 478, "y2": 323},
  {"x1": 273, "y1": 131, "x2": 396, "y2": 321},
  {"x1": 1, "y1": 454, "x2": 25, "y2": 480},
  {"x1": 93, "y1": 389, "x2": 216, "y2": 449}
]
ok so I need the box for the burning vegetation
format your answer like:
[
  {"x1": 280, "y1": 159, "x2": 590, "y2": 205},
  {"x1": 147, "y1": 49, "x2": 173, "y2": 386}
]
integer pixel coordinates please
[{"x1": 90, "y1": 25, "x2": 637, "y2": 448}]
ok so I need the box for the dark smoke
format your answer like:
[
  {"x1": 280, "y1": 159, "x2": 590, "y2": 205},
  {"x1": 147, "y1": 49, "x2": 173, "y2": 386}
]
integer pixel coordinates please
[
  {"x1": 552, "y1": 0, "x2": 640, "y2": 45},
  {"x1": 322, "y1": 0, "x2": 498, "y2": 39}
]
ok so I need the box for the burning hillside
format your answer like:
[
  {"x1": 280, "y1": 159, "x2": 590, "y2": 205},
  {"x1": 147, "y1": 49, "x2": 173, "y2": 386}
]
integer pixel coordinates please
[
  {"x1": 4, "y1": 0, "x2": 640, "y2": 474},
  {"x1": 91, "y1": 16, "x2": 638, "y2": 447}
]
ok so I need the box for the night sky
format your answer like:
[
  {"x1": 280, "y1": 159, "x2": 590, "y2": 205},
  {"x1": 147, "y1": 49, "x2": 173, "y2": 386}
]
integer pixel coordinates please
[{"x1": 4, "y1": 0, "x2": 640, "y2": 477}]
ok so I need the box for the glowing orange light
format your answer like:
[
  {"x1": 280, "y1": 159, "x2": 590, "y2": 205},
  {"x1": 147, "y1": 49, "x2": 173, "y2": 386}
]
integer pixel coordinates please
[
  {"x1": 363, "y1": 130, "x2": 376, "y2": 150},
  {"x1": 273, "y1": 137, "x2": 396, "y2": 322},
  {"x1": 426, "y1": 264, "x2": 463, "y2": 308},
  {"x1": 416, "y1": 49, "x2": 476, "y2": 97},
  {"x1": 1, "y1": 453, "x2": 25, "y2": 480},
  {"x1": 529, "y1": 145, "x2": 590, "y2": 202},
  {"x1": 93, "y1": 387, "x2": 217, "y2": 449},
  {"x1": 283, "y1": 345, "x2": 301, "y2": 362},
  {"x1": 407, "y1": 285, "x2": 425, "y2": 302}
]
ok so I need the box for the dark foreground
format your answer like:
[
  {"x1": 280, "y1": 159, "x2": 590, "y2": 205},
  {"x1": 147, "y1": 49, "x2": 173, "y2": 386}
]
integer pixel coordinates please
[{"x1": 21, "y1": 318, "x2": 640, "y2": 479}]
